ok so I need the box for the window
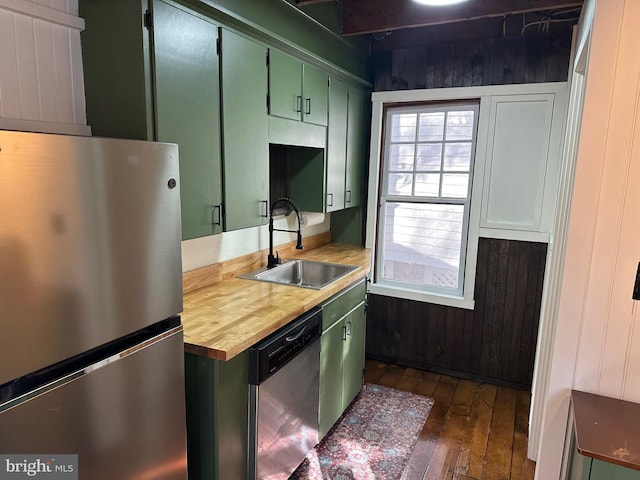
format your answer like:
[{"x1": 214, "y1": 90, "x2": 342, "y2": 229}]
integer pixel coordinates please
[{"x1": 376, "y1": 103, "x2": 479, "y2": 297}]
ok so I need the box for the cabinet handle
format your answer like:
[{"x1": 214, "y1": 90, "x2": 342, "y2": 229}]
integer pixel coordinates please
[
  {"x1": 296, "y1": 96, "x2": 302, "y2": 113},
  {"x1": 346, "y1": 321, "x2": 352, "y2": 336},
  {"x1": 261, "y1": 200, "x2": 269, "y2": 218},
  {"x1": 305, "y1": 97, "x2": 311, "y2": 115},
  {"x1": 345, "y1": 190, "x2": 352, "y2": 203},
  {"x1": 327, "y1": 192, "x2": 333, "y2": 207},
  {"x1": 212, "y1": 204, "x2": 222, "y2": 227},
  {"x1": 342, "y1": 325, "x2": 347, "y2": 341}
]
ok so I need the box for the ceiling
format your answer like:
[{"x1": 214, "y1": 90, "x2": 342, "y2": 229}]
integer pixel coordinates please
[{"x1": 293, "y1": 0, "x2": 583, "y2": 51}]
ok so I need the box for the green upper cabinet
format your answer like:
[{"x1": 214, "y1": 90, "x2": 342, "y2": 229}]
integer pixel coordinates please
[
  {"x1": 268, "y1": 49, "x2": 328, "y2": 126},
  {"x1": 80, "y1": 0, "x2": 222, "y2": 240},
  {"x1": 220, "y1": 29, "x2": 270, "y2": 231},
  {"x1": 153, "y1": 1, "x2": 223, "y2": 239},
  {"x1": 325, "y1": 79, "x2": 369, "y2": 212},
  {"x1": 326, "y1": 78, "x2": 348, "y2": 212},
  {"x1": 345, "y1": 86, "x2": 368, "y2": 209}
]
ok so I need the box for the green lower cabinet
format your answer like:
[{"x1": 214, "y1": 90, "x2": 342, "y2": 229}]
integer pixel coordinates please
[
  {"x1": 184, "y1": 351, "x2": 249, "y2": 480},
  {"x1": 319, "y1": 279, "x2": 367, "y2": 440},
  {"x1": 568, "y1": 448, "x2": 640, "y2": 480}
]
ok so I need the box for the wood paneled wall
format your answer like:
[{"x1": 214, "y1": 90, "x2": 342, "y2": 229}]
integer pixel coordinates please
[
  {"x1": 366, "y1": 238, "x2": 548, "y2": 387},
  {"x1": 371, "y1": 31, "x2": 572, "y2": 91}
]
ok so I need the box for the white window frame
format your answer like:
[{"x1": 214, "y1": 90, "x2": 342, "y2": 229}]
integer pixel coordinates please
[
  {"x1": 378, "y1": 103, "x2": 479, "y2": 298},
  {"x1": 365, "y1": 83, "x2": 567, "y2": 310}
]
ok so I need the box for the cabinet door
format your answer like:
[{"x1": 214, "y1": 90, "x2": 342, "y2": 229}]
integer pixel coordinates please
[
  {"x1": 345, "y1": 86, "x2": 367, "y2": 208},
  {"x1": 220, "y1": 29, "x2": 269, "y2": 231},
  {"x1": 326, "y1": 78, "x2": 348, "y2": 212},
  {"x1": 153, "y1": 0, "x2": 223, "y2": 239},
  {"x1": 590, "y1": 460, "x2": 640, "y2": 480},
  {"x1": 319, "y1": 319, "x2": 346, "y2": 440},
  {"x1": 481, "y1": 94, "x2": 555, "y2": 232},
  {"x1": 302, "y1": 63, "x2": 328, "y2": 126},
  {"x1": 342, "y1": 303, "x2": 366, "y2": 408},
  {"x1": 268, "y1": 49, "x2": 302, "y2": 122}
]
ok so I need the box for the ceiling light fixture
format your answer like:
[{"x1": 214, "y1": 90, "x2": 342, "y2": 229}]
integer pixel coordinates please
[{"x1": 412, "y1": 0, "x2": 470, "y2": 6}]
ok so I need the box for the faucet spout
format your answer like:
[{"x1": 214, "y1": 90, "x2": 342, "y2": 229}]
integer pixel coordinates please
[{"x1": 268, "y1": 197, "x2": 303, "y2": 269}]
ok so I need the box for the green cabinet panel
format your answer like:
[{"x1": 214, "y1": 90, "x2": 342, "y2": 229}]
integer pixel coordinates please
[
  {"x1": 220, "y1": 29, "x2": 270, "y2": 231},
  {"x1": 153, "y1": 0, "x2": 223, "y2": 238},
  {"x1": 342, "y1": 303, "x2": 366, "y2": 408},
  {"x1": 345, "y1": 86, "x2": 368, "y2": 209},
  {"x1": 268, "y1": 49, "x2": 328, "y2": 127},
  {"x1": 326, "y1": 78, "x2": 348, "y2": 212},
  {"x1": 319, "y1": 318, "x2": 346, "y2": 439},
  {"x1": 590, "y1": 460, "x2": 640, "y2": 479},
  {"x1": 184, "y1": 351, "x2": 249, "y2": 480},
  {"x1": 268, "y1": 49, "x2": 302, "y2": 122},
  {"x1": 319, "y1": 278, "x2": 367, "y2": 439},
  {"x1": 80, "y1": 0, "x2": 223, "y2": 240},
  {"x1": 302, "y1": 63, "x2": 328, "y2": 126}
]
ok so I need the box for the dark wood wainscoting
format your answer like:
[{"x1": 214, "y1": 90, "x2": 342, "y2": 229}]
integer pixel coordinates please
[
  {"x1": 366, "y1": 238, "x2": 548, "y2": 388},
  {"x1": 370, "y1": 30, "x2": 572, "y2": 92}
]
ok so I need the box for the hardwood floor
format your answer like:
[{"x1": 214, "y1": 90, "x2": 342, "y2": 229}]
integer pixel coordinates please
[{"x1": 364, "y1": 359, "x2": 536, "y2": 480}]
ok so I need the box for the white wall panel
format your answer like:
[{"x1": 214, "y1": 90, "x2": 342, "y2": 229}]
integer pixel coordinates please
[{"x1": 0, "y1": 1, "x2": 88, "y2": 135}]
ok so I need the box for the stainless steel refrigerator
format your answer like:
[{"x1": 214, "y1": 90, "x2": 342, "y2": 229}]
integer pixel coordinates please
[{"x1": 0, "y1": 130, "x2": 188, "y2": 479}]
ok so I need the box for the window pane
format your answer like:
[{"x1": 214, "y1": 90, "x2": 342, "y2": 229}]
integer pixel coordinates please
[
  {"x1": 382, "y1": 202, "x2": 464, "y2": 289},
  {"x1": 418, "y1": 112, "x2": 445, "y2": 141},
  {"x1": 390, "y1": 113, "x2": 417, "y2": 142},
  {"x1": 443, "y1": 143, "x2": 471, "y2": 171},
  {"x1": 416, "y1": 144, "x2": 442, "y2": 171},
  {"x1": 415, "y1": 173, "x2": 440, "y2": 197},
  {"x1": 445, "y1": 111, "x2": 475, "y2": 141},
  {"x1": 389, "y1": 144, "x2": 415, "y2": 171},
  {"x1": 442, "y1": 173, "x2": 469, "y2": 198},
  {"x1": 388, "y1": 173, "x2": 413, "y2": 196}
]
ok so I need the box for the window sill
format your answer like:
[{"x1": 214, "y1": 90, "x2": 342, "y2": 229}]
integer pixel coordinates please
[{"x1": 367, "y1": 283, "x2": 475, "y2": 310}]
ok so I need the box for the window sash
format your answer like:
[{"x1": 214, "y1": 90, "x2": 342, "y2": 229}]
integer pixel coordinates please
[{"x1": 376, "y1": 103, "x2": 479, "y2": 297}]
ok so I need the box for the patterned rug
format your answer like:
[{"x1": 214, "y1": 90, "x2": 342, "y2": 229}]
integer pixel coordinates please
[{"x1": 289, "y1": 383, "x2": 434, "y2": 480}]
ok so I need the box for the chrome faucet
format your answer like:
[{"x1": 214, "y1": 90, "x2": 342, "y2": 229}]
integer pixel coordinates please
[{"x1": 268, "y1": 197, "x2": 303, "y2": 269}]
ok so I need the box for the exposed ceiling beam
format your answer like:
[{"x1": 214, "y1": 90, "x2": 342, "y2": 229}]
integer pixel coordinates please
[
  {"x1": 341, "y1": 0, "x2": 583, "y2": 35},
  {"x1": 296, "y1": 0, "x2": 334, "y2": 6}
]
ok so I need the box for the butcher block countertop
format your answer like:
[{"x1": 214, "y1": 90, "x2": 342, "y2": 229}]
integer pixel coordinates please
[{"x1": 181, "y1": 240, "x2": 371, "y2": 361}]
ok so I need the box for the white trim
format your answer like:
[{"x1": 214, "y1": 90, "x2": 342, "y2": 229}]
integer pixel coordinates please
[
  {"x1": 478, "y1": 228, "x2": 550, "y2": 243},
  {"x1": 368, "y1": 283, "x2": 475, "y2": 310},
  {"x1": 0, "y1": 0, "x2": 85, "y2": 30},
  {"x1": 371, "y1": 82, "x2": 568, "y2": 104},
  {"x1": 0, "y1": 119, "x2": 91, "y2": 136}
]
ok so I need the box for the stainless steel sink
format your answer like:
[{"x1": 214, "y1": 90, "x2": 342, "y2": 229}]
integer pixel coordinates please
[{"x1": 237, "y1": 259, "x2": 358, "y2": 289}]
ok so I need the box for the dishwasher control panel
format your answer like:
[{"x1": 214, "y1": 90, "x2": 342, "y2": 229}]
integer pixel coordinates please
[{"x1": 248, "y1": 307, "x2": 321, "y2": 385}]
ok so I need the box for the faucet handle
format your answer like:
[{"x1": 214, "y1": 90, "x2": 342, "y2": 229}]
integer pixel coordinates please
[{"x1": 275, "y1": 251, "x2": 281, "y2": 264}]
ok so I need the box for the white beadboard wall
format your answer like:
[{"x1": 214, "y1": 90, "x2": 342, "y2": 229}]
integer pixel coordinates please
[
  {"x1": 571, "y1": 0, "x2": 640, "y2": 402},
  {"x1": 0, "y1": 0, "x2": 90, "y2": 135},
  {"x1": 534, "y1": 0, "x2": 640, "y2": 478}
]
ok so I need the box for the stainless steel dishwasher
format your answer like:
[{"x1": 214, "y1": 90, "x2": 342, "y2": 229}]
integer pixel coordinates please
[{"x1": 248, "y1": 307, "x2": 322, "y2": 480}]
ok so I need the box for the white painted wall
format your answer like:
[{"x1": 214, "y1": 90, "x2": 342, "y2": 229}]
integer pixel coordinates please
[
  {"x1": 534, "y1": 0, "x2": 640, "y2": 477},
  {"x1": 0, "y1": 0, "x2": 89, "y2": 135}
]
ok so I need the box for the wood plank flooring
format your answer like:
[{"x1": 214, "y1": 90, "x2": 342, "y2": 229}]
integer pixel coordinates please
[{"x1": 364, "y1": 360, "x2": 536, "y2": 480}]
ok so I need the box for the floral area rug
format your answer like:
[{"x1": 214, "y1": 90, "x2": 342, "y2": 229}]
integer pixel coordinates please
[{"x1": 289, "y1": 383, "x2": 434, "y2": 480}]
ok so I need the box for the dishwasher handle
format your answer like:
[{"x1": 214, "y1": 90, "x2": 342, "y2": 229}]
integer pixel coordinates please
[{"x1": 285, "y1": 325, "x2": 307, "y2": 342}]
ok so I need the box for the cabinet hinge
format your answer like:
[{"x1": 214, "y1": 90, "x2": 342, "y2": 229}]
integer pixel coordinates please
[
  {"x1": 143, "y1": 9, "x2": 153, "y2": 29},
  {"x1": 216, "y1": 37, "x2": 221, "y2": 56}
]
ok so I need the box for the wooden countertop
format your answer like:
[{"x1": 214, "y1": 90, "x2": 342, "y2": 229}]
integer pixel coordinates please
[
  {"x1": 571, "y1": 390, "x2": 640, "y2": 470},
  {"x1": 181, "y1": 242, "x2": 371, "y2": 361}
]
